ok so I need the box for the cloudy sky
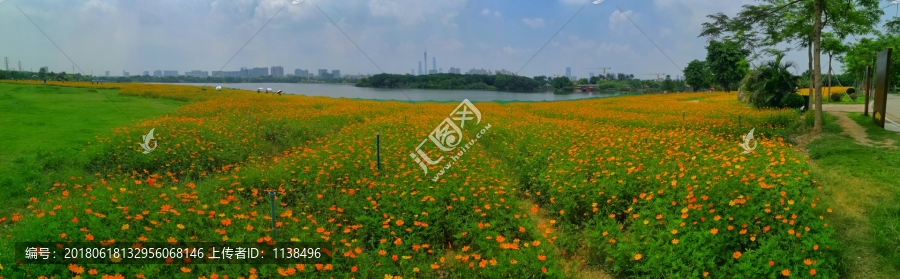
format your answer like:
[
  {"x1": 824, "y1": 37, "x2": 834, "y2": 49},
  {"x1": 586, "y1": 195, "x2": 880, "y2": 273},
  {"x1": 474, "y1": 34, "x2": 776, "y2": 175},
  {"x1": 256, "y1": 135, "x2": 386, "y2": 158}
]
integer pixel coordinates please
[{"x1": 1, "y1": 0, "x2": 897, "y2": 79}]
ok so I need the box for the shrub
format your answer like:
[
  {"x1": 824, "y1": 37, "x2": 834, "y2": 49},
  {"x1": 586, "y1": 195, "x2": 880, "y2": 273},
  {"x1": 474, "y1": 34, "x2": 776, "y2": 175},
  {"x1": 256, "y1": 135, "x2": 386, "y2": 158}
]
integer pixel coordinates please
[
  {"x1": 830, "y1": 93, "x2": 843, "y2": 102},
  {"x1": 849, "y1": 93, "x2": 858, "y2": 101},
  {"x1": 780, "y1": 92, "x2": 806, "y2": 109},
  {"x1": 846, "y1": 87, "x2": 856, "y2": 94}
]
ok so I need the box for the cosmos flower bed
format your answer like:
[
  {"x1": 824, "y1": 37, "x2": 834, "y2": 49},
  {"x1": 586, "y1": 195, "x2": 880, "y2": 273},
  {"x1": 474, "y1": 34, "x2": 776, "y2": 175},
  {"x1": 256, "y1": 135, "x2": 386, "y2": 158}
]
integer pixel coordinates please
[{"x1": 0, "y1": 82, "x2": 832, "y2": 278}]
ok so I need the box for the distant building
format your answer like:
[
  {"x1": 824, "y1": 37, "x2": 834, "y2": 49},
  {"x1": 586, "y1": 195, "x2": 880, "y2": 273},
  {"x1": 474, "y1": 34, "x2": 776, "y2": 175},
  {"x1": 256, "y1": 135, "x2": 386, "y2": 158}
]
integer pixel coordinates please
[
  {"x1": 565, "y1": 67, "x2": 571, "y2": 79},
  {"x1": 105, "y1": 71, "x2": 110, "y2": 77},
  {"x1": 123, "y1": 71, "x2": 130, "y2": 77},
  {"x1": 466, "y1": 68, "x2": 489, "y2": 75},
  {"x1": 295, "y1": 69, "x2": 308, "y2": 78},
  {"x1": 332, "y1": 70, "x2": 340, "y2": 78},
  {"x1": 40, "y1": 66, "x2": 49, "y2": 72},
  {"x1": 449, "y1": 67, "x2": 461, "y2": 74},
  {"x1": 418, "y1": 61, "x2": 422, "y2": 75},
  {"x1": 154, "y1": 70, "x2": 162, "y2": 77},
  {"x1": 589, "y1": 72, "x2": 595, "y2": 78},
  {"x1": 212, "y1": 70, "x2": 242, "y2": 77},
  {"x1": 271, "y1": 66, "x2": 284, "y2": 77},
  {"x1": 163, "y1": 70, "x2": 178, "y2": 77},
  {"x1": 428, "y1": 69, "x2": 437, "y2": 74},
  {"x1": 318, "y1": 69, "x2": 331, "y2": 79},
  {"x1": 439, "y1": 68, "x2": 443, "y2": 73},
  {"x1": 411, "y1": 69, "x2": 415, "y2": 75},
  {"x1": 185, "y1": 70, "x2": 208, "y2": 77},
  {"x1": 432, "y1": 57, "x2": 436, "y2": 72},
  {"x1": 496, "y1": 69, "x2": 515, "y2": 75},
  {"x1": 143, "y1": 71, "x2": 150, "y2": 76}
]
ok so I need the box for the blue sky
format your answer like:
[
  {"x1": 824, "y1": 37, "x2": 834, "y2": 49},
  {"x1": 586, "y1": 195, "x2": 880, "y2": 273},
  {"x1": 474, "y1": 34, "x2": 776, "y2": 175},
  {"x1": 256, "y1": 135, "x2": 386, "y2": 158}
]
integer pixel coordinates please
[{"x1": 1, "y1": 0, "x2": 898, "y2": 79}]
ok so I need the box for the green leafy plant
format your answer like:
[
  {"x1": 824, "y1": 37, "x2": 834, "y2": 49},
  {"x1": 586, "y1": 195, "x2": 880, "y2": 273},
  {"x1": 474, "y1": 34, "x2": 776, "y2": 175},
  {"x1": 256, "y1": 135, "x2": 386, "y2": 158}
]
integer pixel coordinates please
[
  {"x1": 739, "y1": 53, "x2": 799, "y2": 108},
  {"x1": 830, "y1": 93, "x2": 843, "y2": 102}
]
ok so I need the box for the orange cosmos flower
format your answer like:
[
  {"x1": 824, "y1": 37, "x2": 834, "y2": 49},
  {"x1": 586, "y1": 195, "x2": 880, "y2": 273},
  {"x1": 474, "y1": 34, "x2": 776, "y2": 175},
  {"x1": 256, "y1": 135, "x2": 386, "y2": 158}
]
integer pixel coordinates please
[
  {"x1": 781, "y1": 269, "x2": 790, "y2": 276},
  {"x1": 733, "y1": 251, "x2": 742, "y2": 259},
  {"x1": 633, "y1": 254, "x2": 642, "y2": 261}
]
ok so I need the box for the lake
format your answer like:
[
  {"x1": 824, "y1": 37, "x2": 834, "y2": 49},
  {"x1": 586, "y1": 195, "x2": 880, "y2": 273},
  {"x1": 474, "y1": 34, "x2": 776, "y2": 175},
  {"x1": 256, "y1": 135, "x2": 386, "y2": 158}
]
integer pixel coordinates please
[{"x1": 158, "y1": 83, "x2": 618, "y2": 102}]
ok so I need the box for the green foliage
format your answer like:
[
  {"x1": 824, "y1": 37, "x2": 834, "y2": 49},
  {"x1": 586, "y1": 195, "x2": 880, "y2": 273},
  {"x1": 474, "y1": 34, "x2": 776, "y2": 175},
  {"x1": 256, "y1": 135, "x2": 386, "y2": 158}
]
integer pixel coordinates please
[
  {"x1": 356, "y1": 73, "x2": 542, "y2": 92},
  {"x1": 839, "y1": 35, "x2": 900, "y2": 89},
  {"x1": 780, "y1": 92, "x2": 806, "y2": 109},
  {"x1": 551, "y1": 76, "x2": 573, "y2": 90},
  {"x1": 849, "y1": 93, "x2": 858, "y2": 101},
  {"x1": 684, "y1": 59, "x2": 712, "y2": 90},
  {"x1": 830, "y1": 93, "x2": 843, "y2": 102},
  {"x1": 739, "y1": 54, "x2": 799, "y2": 109},
  {"x1": 706, "y1": 40, "x2": 751, "y2": 92},
  {"x1": 846, "y1": 87, "x2": 856, "y2": 94}
]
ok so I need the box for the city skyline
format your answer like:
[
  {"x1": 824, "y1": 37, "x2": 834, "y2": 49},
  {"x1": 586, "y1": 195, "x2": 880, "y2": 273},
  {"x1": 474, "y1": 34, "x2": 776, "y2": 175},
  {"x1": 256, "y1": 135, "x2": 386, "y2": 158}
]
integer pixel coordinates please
[{"x1": 4, "y1": 1, "x2": 874, "y2": 80}]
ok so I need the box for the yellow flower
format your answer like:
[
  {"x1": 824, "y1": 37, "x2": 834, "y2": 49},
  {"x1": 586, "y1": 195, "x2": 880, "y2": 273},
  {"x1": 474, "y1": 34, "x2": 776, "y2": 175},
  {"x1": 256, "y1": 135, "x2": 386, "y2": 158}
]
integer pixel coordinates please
[{"x1": 177, "y1": 224, "x2": 185, "y2": 229}]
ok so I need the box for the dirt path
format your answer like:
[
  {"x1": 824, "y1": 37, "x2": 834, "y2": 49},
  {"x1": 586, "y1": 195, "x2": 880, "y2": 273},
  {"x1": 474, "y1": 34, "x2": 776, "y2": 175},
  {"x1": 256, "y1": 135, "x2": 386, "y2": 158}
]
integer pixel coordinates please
[
  {"x1": 829, "y1": 111, "x2": 896, "y2": 148},
  {"x1": 520, "y1": 199, "x2": 611, "y2": 279}
]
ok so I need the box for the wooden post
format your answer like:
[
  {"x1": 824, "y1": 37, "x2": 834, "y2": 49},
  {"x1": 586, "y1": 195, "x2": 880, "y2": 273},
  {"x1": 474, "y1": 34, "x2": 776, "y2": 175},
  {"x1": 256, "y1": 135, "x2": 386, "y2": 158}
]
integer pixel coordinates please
[
  {"x1": 376, "y1": 132, "x2": 381, "y2": 170},
  {"x1": 864, "y1": 65, "x2": 871, "y2": 116}
]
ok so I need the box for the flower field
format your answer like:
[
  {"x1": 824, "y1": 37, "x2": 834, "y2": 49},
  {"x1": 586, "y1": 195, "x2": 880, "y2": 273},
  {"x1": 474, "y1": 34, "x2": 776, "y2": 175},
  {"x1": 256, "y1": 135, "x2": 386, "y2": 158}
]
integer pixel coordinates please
[{"x1": 0, "y1": 81, "x2": 833, "y2": 278}]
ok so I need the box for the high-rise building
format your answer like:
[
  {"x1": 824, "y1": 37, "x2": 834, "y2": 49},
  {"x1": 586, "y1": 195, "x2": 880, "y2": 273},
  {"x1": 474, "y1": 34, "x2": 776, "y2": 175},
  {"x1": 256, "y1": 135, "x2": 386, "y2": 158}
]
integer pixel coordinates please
[
  {"x1": 318, "y1": 69, "x2": 332, "y2": 79},
  {"x1": 123, "y1": 71, "x2": 130, "y2": 77},
  {"x1": 411, "y1": 69, "x2": 415, "y2": 75},
  {"x1": 271, "y1": 66, "x2": 284, "y2": 77},
  {"x1": 40, "y1": 66, "x2": 49, "y2": 72},
  {"x1": 163, "y1": 70, "x2": 178, "y2": 77},
  {"x1": 143, "y1": 71, "x2": 150, "y2": 76},
  {"x1": 105, "y1": 71, "x2": 110, "y2": 77},
  {"x1": 418, "y1": 61, "x2": 422, "y2": 75},
  {"x1": 295, "y1": 69, "x2": 308, "y2": 78},
  {"x1": 424, "y1": 47, "x2": 428, "y2": 75},
  {"x1": 589, "y1": 72, "x2": 595, "y2": 78},
  {"x1": 439, "y1": 68, "x2": 442, "y2": 73},
  {"x1": 449, "y1": 67, "x2": 460, "y2": 74},
  {"x1": 565, "y1": 67, "x2": 571, "y2": 79},
  {"x1": 429, "y1": 69, "x2": 437, "y2": 74},
  {"x1": 332, "y1": 70, "x2": 340, "y2": 78},
  {"x1": 154, "y1": 70, "x2": 162, "y2": 77},
  {"x1": 432, "y1": 57, "x2": 436, "y2": 72}
]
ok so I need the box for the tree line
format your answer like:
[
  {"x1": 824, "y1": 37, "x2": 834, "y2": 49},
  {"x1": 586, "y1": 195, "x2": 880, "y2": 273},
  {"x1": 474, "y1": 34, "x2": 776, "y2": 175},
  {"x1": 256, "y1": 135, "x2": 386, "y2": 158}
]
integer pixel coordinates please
[
  {"x1": 356, "y1": 72, "x2": 689, "y2": 93},
  {"x1": 0, "y1": 70, "x2": 359, "y2": 84}
]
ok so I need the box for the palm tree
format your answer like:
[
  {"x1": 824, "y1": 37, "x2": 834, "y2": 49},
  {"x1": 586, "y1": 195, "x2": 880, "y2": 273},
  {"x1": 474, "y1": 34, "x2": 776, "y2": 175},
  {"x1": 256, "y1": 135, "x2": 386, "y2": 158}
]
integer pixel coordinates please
[{"x1": 739, "y1": 53, "x2": 799, "y2": 109}]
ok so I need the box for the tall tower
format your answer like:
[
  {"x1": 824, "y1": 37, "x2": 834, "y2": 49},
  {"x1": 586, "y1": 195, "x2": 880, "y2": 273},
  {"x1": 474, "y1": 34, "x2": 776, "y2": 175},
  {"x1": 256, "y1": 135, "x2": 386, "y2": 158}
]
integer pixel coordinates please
[
  {"x1": 4, "y1": 57, "x2": 8, "y2": 71},
  {"x1": 424, "y1": 46, "x2": 428, "y2": 75},
  {"x1": 565, "y1": 67, "x2": 571, "y2": 79},
  {"x1": 433, "y1": 57, "x2": 436, "y2": 72},
  {"x1": 18, "y1": 61, "x2": 22, "y2": 71}
]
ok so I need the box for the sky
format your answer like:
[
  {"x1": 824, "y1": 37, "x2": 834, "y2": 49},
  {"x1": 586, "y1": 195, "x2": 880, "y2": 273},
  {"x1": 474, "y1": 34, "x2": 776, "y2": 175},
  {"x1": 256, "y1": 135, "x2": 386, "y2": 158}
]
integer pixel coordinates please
[{"x1": 1, "y1": 0, "x2": 898, "y2": 79}]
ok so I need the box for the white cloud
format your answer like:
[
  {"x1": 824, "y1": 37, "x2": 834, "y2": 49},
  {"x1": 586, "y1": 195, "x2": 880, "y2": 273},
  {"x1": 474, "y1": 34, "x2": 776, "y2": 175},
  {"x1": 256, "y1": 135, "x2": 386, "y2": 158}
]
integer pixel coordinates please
[
  {"x1": 502, "y1": 45, "x2": 532, "y2": 55},
  {"x1": 522, "y1": 17, "x2": 545, "y2": 28},
  {"x1": 660, "y1": 27, "x2": 671, "y2": 36},
  {"x1": 442, "y1": 12, "x2": 459, "y2": 28},
  {"x1": 481, "y1": 8, "x2": 490, "y2": 15},
  {"x1": 368, "y1": 0, "x2": 466, "y2": 26},
  {"x1": 608, "y1": 10, "x2": 635, "y2": 31},
  {"x1": 494, "y1": 11, "x2": 501, "y2": 17}
]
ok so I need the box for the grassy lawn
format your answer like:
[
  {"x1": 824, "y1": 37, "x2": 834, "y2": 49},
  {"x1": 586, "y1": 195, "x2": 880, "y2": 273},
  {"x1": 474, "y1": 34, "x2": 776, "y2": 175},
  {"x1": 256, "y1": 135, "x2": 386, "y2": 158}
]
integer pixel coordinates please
[
  {"x1": 0, "y1": 82, "x2": 184, "y2": 217},
  {"x1": 805, "y1": 111, "x2": 900, "y2": 278}
]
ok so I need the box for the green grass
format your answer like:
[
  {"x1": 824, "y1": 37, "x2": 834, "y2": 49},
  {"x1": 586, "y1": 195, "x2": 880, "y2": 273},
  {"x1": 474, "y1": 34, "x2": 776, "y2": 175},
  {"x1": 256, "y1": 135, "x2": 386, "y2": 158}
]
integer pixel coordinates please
[
  {"x1": 0, "y1": 83, "x2": 184, "y2": 217},
  {"x1": 805, "y1": 111, "x2": 900, "y2": 278}
]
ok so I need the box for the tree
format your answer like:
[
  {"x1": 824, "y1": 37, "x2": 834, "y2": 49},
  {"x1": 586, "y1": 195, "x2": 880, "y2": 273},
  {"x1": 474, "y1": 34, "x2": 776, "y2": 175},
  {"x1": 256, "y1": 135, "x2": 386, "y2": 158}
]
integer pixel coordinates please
[
  {"x1": 575, "y1": 78, "x2": 589, "y2": 85},
  {"x1": 820, "y1": 32, "x2": 849, "y2": 96},
  {"x1": 663, "y1": 75, "x2": 675, "y2": 91},
  {"x1": 699, "y1": 0, "x2": 883, "y2": 133},
  {"x1": 705, "y1": 40, "x2": 750, "y2": 92},
  {"x1": 739, "y1": 53, "x2": 799, "y2": 108},
  {"x1": 551, "y1": 76, "x2": 573, "y2": 90},
  {"x1": 683, "y1": 59, "x2": 712, "y2": 91},
  {"x1": 38, "y1": 67, "x2": 47, "y2": 83}
]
